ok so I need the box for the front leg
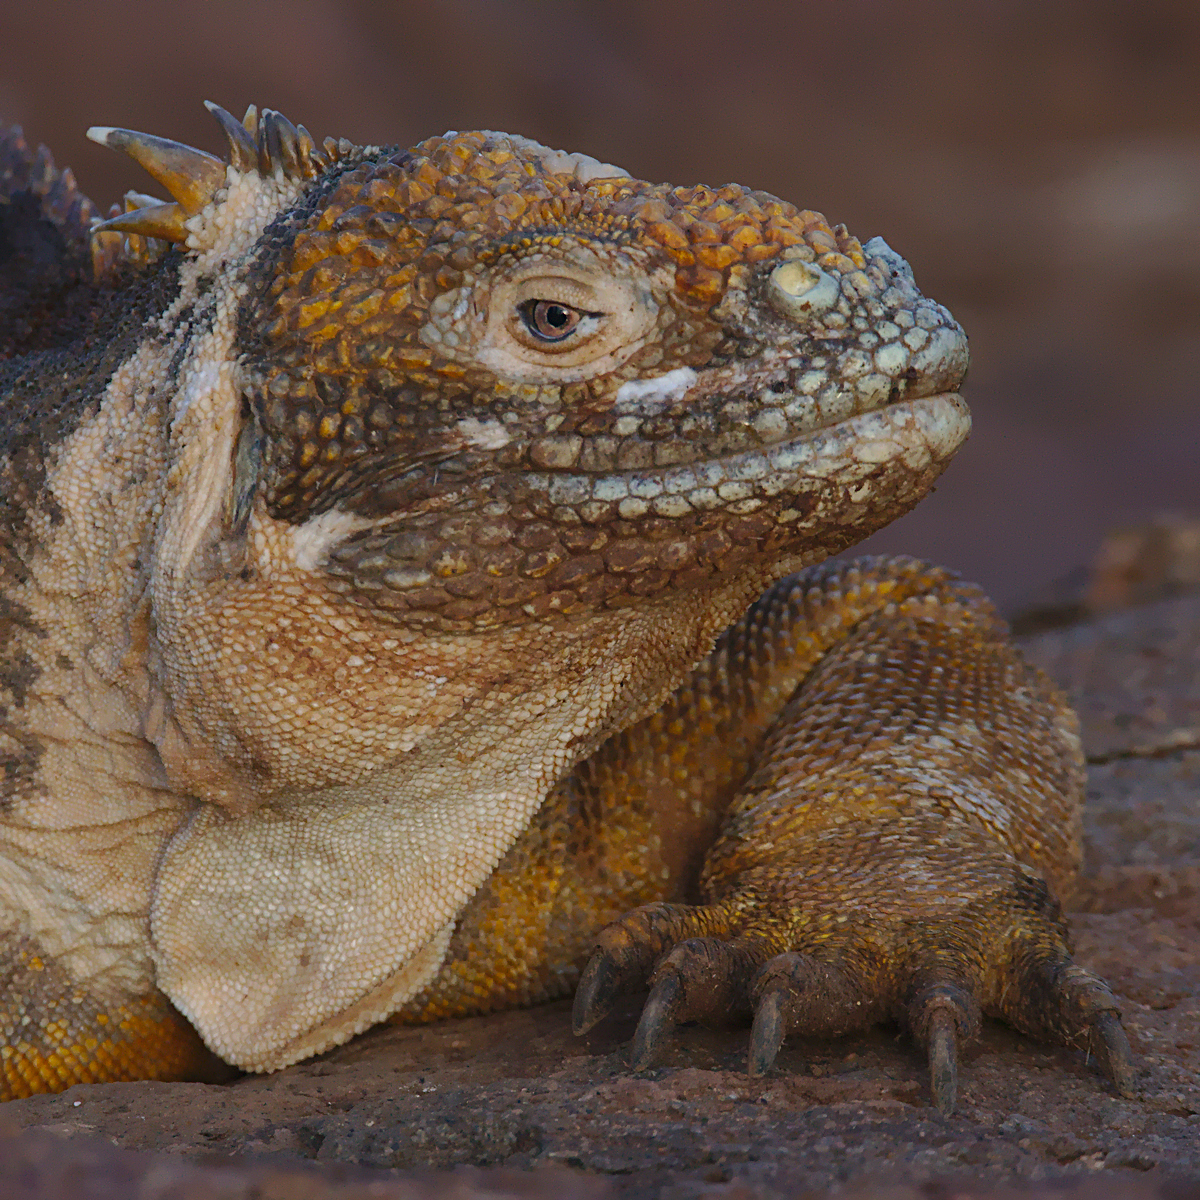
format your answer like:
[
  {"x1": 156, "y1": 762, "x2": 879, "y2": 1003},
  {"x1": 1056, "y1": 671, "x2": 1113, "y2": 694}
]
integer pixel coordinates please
[
  {"x1": 396, "y1": 556, "x2": 950, "y2": 1022},
  {"x1": 571, "y1": 557, "x2": 1134, "y2": 1113}
]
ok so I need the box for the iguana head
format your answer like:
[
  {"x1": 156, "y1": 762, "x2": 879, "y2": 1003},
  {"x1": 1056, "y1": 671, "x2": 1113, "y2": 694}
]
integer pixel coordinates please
[{"x1": 90, "y1": 104, "x2": 968, "y2": 634}]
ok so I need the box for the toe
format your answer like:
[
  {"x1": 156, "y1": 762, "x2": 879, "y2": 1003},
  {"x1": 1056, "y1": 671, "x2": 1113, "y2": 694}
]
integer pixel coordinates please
[
  {"x1": 904, "y1": 979, "x2": 981, "y2": 1116},
  {"x1": 1004, "y1": 956, "x2": 1138, "y2": 1098},
  {"x1": 926, "y1": 1009, "x2": 959, "y2": 1115},
  {"x1": 747, "y1": 951, "x2": 875, "y2": 1076},
  {"x1": 631, "y1": 936, "x2": 760, "y2": 1067},
  {"x1": 630, "y1": 973, "x2": 684, "y2": 1070},
  {"x1": 1091, "y1": 1011, "x2": 1136, "y2": 1098},
  {"x1": 572, "y1": 902, "x2": 700, "y2": 1036},
  {"x1": 572, "y1": 952, "x2": 623, "y2": 1035},
  {"x1": 747, "y1": 987, "x2": 787, "y2": 1077}
]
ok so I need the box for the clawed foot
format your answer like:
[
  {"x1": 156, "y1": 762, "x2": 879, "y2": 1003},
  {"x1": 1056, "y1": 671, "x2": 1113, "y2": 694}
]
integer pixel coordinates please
[{"x1": 573, "y1": 893, "x2": 1136, "y2": 1115}]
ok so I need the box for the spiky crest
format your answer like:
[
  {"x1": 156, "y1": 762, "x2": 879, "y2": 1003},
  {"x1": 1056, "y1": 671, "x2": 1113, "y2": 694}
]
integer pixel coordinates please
[{"x1": 86, "y1": 103, "x2": 348, "y2": 275}]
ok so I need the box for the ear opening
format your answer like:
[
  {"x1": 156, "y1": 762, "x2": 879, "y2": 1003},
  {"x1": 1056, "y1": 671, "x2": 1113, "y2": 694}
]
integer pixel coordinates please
[{"x1": 227, "y1": 395, "x2": 264, "y2": 535}]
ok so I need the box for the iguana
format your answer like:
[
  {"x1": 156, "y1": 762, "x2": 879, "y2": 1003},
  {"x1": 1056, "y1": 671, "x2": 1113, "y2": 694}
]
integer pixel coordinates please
[{"x1": 0, "y1": 104, "x2": 1133, "y2": 1113}]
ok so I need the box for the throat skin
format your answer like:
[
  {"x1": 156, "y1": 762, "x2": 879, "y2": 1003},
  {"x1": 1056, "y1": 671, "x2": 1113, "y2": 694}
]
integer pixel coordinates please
[{"x1": 149, "y1": 548, "x2": 821, "y2": 1070}]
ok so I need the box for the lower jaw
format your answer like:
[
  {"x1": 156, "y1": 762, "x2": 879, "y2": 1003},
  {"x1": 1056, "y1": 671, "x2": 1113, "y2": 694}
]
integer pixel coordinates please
[
  {"x1": 566, "y1": 391, "x2": 970, "y2": 616},
  {"x1": 328, "y1": 394, "x2": 970, "y2": 633}
]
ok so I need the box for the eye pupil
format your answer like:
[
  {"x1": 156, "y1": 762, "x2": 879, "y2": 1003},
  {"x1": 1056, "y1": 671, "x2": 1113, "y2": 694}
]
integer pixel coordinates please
[{"x1": 524, "y1": 299, "x2": 583, "y2": 342}]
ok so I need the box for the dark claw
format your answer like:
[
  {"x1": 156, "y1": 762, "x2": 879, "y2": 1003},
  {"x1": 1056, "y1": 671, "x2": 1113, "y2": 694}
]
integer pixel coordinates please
[
  {"x1": 927, "y1": 1008, "x2": 958, "y2": 1116},
  {"x1": 748, "y1": 987, "x2": 786, "y2": 1076},
  {"x1": 630, "y1": 972, "x2": 683, "y2": 1070},
  {"x1": 572, "y1": 952, "x2": 620, "y2": 1035},
  {"x1": 1093, "y1": 1011, "x2": 1136, "y2": 1098}
]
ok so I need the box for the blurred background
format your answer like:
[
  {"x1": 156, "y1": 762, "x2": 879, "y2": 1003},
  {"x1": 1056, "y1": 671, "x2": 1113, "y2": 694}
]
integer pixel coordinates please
[{"x1": 2, "y1": 0, "x2": 1197, "y2": 613}]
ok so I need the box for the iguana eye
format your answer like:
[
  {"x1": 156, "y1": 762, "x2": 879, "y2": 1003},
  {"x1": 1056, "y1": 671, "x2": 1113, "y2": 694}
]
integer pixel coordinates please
[
  {"x1": 520, "y1": 299, "x2": 585, "y2": 342},
  {"x1": 462, "y1": 260, "x2": 656, "y2": 380}
]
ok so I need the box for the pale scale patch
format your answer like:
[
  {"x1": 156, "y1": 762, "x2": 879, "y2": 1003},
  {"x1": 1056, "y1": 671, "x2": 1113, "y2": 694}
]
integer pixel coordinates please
[
  {"x1": 0, "y1": 812, "x2": 182, "y2": 1004},
  {"x1": 185, "y1": 167, "x2": 308, "y2": 275},
  {"x1": 614, "y1": 366, "x2": 698, "y2": 413},
  {"x1": 457, "y1": 416, "x2": 512, "y2": 451},
  {"x1": 289, "y1": 507, "x2": 382, "y2": 572},
  {"x1": 475, "y1": 131, "x2": 629, "y2": 182}
]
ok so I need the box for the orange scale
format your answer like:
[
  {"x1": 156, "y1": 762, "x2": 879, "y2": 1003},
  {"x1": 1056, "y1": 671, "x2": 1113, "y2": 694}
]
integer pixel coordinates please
[{"x1": 727, "y1": 224, "x2": 765, "y2": 254}]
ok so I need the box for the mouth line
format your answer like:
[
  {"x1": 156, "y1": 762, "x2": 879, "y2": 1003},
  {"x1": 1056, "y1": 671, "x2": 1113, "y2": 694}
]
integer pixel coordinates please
[
  {"x1": 594, "y1": 358, "x2": 965, "y2": 477},
  {"x1": 534, "y1": 392, "x2": 970, "y2": 515}
]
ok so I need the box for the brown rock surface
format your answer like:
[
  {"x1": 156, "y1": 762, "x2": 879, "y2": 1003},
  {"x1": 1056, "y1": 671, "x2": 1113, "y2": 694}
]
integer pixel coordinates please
[{"x1": 6, "y1": 595, "x2": 1200, "y2": 1197}]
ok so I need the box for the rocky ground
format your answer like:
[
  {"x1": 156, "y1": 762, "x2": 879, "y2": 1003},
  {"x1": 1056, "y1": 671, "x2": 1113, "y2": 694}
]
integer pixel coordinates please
[{"x1": 5, "y1": 559, "x2": 1200, "y2": 1198}]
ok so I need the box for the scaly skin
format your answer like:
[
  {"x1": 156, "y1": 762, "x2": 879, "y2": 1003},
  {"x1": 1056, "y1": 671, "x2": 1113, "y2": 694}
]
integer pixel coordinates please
[{"x1": 0, "y1": 107, "x2": 1131, "y2": 1109}]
